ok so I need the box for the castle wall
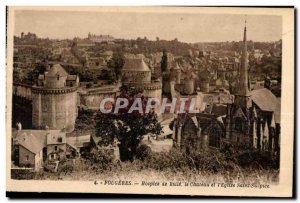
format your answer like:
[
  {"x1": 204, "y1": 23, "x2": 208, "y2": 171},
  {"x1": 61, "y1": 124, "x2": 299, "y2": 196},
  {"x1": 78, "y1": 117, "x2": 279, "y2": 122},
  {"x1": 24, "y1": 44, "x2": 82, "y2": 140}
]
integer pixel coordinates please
[
  {"x1": 13, "y1": 84, "x2": 32, "y2": 100},
  {"x1": 184, "y1": 80, "x2": 195, "y2": 95},
  {"x1": 199, "y1": 81, "x2": 210, "y2": 93},
  {"x1": 144, "y1": 88, "x2": 162, "y2": 101},
  {"x1": 32, "y1": 89, "x2": 77, "y2": 133},
  {"x1": 144, "y1": 88, "x2": 162, "y2": 116},
  {"x1": 80, "y1": 91, "x2": 116, "y2": 110}
]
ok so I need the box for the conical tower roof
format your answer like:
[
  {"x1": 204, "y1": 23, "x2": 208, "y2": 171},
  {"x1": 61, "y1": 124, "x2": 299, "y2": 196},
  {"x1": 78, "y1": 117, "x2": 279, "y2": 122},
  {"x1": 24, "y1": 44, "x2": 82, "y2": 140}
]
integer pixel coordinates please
[{"x1": 47, "y1": 64, "x2": 68, "y2": 77}]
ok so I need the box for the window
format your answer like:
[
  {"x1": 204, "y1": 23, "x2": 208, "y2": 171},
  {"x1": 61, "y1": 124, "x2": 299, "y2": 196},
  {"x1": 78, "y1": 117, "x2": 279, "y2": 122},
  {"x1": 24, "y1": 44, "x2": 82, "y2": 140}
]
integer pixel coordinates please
[
  {"x1": 55, "y1": 146, "x2": 58, "y2": 151},
  {"x1": 25, "y1": 155, "x2": 29, "y2": 161},
  {"x1": 208, "y1": 122, "x2": 222, "y2": 148},
  {"x1": 57, "y1": 74, "x2": 60, "y2": 80},
  {"x1": 234, "y1": 118, "x2": 244, "y2": 132}
]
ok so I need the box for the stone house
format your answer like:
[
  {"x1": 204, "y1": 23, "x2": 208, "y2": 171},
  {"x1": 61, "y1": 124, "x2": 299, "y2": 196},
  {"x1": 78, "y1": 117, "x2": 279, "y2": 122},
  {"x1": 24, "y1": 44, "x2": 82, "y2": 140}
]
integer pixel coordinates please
[
  {"x1": 13, "y1": 130, "x2": 46, "y2": 171},
  {"x1": 46, "y1": 133, "x2": 67, "y2": 161}
]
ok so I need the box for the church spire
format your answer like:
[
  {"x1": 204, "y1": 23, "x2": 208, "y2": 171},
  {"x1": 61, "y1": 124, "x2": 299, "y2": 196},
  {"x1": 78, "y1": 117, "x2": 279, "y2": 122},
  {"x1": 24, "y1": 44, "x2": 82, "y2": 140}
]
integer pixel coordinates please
[
  {"x1": 237, "y1": 17, "x2": 250, "y2": 96},
  {"x1": 234, "y1": 17, "x2": 252, "y2": 109}
]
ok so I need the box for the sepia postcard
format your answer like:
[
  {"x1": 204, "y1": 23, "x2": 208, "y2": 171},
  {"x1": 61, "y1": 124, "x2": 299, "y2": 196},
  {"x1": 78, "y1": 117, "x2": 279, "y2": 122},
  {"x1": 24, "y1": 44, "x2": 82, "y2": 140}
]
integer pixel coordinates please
[{"x1": 6, "y1": 6, "x2": 295, "y2": 197}]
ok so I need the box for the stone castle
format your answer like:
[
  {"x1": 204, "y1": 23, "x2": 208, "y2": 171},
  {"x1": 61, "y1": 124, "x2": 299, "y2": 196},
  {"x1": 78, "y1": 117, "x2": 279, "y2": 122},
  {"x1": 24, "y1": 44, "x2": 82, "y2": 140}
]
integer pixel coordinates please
[
  {"x1": 26, "y1": 57, "x2": 162, "y2": 133},
  {"x1": 31, "y1": 64, "x2": 79, "y2": 133}
]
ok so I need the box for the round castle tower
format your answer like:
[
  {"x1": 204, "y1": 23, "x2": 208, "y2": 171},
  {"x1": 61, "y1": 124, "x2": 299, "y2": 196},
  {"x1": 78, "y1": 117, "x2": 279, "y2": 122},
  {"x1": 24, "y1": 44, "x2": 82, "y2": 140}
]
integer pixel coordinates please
[
  {"x1": 121, "y1": 57, "x2": 162, "y2": 115},
  {"x1": 32, "y1": 64, "x2": 79, "y2": 133},
  {"x1": 122, "y1": 57, "x2": 152, "y2": 85}
]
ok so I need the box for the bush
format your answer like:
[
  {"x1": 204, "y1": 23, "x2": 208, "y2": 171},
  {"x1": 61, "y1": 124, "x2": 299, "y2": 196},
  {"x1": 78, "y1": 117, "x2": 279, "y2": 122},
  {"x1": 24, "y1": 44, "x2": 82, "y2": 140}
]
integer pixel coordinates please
[
  {"x1": 136, "y1": 144, "x2": 152, "y2": 161},
  {"x1": 139, "y1": 147, "x2": 242, "y2": 174},
  {"x1": 58, "y1": 161, "x2": 74, "y2": 175},
  {"x1": 88, "y1": 148, "x2": 115, "y2": 171},
  {"x1": 11, "y1": 169, "x2": 35, "y2": 180}
]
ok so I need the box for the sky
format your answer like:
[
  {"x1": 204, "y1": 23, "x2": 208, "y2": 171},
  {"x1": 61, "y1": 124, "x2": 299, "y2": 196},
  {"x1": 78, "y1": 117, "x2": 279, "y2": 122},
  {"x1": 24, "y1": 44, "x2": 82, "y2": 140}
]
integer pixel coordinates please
[{"x1": 14, "y1": 10, "x2": 282, "y2": 43}]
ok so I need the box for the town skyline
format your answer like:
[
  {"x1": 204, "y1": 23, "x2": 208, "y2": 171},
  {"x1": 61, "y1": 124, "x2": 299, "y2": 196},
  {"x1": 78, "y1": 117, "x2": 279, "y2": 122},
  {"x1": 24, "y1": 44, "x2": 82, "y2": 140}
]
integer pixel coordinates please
[{"x1": 14, "y1": 10, "x2": 282, "y2": 43}]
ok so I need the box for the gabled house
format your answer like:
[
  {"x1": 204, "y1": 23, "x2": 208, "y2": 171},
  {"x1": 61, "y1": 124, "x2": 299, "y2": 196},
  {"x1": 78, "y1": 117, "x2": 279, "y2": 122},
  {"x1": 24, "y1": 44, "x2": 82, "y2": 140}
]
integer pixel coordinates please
[
  {"x1": 46, "y1": 133, "x2": 67, "y2": 161},
  {"x1": 12, "y1": 130, "x2": 47, "y2": 171}
]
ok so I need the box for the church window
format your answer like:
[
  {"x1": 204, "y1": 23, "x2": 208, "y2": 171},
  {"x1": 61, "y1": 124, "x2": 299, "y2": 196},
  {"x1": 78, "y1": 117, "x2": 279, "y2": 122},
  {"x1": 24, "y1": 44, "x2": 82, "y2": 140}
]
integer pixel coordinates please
[
  {"x1": 208, "y1": 122, "x2": 222, "y2": 148},
  {"x1": 234, "y1": 118, "x2": 244, "y2": 132}
]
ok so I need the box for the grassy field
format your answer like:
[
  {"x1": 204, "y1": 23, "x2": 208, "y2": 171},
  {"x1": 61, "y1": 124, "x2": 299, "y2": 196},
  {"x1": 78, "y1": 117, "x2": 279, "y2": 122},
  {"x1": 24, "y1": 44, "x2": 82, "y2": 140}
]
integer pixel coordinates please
[
  {"x1": 30, "y1": 158, "x2": 279, "y2": 186},
  {"x1": 12, "y1": 145, "x2": 280, "y2": 187}
]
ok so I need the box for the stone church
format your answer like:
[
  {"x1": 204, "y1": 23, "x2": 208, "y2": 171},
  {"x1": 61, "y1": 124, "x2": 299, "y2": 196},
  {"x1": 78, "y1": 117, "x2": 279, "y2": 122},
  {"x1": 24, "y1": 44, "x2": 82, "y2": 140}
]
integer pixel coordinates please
[{"x1": 172, "y1": 23, "x2": 281, "y2": 156}]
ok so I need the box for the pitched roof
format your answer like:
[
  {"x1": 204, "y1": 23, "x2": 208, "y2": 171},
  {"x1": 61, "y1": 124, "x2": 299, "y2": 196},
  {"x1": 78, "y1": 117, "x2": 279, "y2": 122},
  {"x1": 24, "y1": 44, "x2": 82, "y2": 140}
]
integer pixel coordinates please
[
  {"x1": 66, "y1": 134, "x2": 91, "y2": 148},
  {"x1": 251, "y1": 88, "x2": 281, "y2": 123},
  {"x1": 14, "y1": 130, "x2": 47, "y2": 154},
  {"x1": 12, "y1": 129, "x2": 64, "y2": 154},
  {"x1": 91, "y1": 135, "x2": 101, "y2": 145},
  {"x1": 47, "y1": 64, "x2": 68, "y2": 77},
  {"x1": 122, "y1": 58, "x2": 150, "y2": 72}
]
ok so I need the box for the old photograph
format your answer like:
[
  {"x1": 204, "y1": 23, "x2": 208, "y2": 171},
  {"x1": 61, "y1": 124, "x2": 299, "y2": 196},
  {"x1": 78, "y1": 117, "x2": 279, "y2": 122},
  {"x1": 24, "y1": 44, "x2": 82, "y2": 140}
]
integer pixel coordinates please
[{"x1": 6, "y1": 7, "x2": 294, "y2": 197}]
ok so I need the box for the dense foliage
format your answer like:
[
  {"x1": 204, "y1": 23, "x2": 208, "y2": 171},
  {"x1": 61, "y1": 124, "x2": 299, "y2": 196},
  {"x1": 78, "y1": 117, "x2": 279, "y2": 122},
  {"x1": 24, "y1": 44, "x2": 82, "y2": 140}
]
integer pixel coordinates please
[{"x1": 107, "y1": 50, "x2": 125, "y2": 81}]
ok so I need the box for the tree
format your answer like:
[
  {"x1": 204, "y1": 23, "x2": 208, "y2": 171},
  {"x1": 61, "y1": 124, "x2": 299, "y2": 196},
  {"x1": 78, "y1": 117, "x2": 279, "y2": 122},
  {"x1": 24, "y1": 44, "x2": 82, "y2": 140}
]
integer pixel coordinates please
[
  {"x1": 94, "y1": 87, "x2": 162, "y2": 161},
  {"x1": 26, "y1": 62, "x2": 48, "y2": 85},
  {"x1": 79, "y1": 70, "x2": 97, "y2": 83},
  {"x1": 107, "y1": 50, "x2": 125, "y2": 81},
  {"x1": 98, "y1": 69, "x2": 115, "y2": 81},
  {"x1": 160, "y1": 49, "x2": 168, "y2": 73}
]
